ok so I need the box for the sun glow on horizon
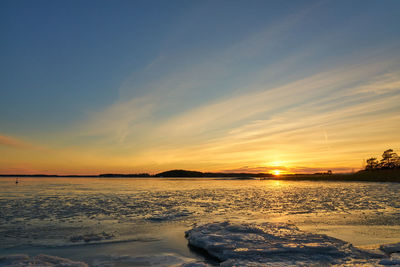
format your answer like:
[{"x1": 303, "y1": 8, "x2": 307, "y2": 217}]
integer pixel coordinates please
[{"x1": 272, "y1": 170, "x2": 282, "y2": 176}]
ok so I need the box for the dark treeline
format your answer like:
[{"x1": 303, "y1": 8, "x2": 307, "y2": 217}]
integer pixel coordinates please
[
  {"x1": 99, "y1": 173, "x2": 151, "y2": 177},
  {"x1": 154, "y1": 170, "x2": 273, "y2": 178},
  {"x1": 365, "y1": 149, "x2": 400, "y2": 170},
  {"x1": 0, "y1": 174, "x2": 98, "y2": 177},
  {"x1": 285, "y1": 149, "x2": 400, "y2": 182},
  {"x1": 0, "y1": 170, "x2": 272, "y2": 178},
  {"x1": 99, "y1": 170, "x2": 273, "y2": 178}
]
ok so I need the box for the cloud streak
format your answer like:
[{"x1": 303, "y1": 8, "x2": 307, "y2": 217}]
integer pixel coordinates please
[
  {"x1": 0, "y1": 134, "x2": 40, "y2": 150},
  {"x1": 32, "y1": 3, "x2": 400, "y2": 173},
  {"x1": 115, "y1": 50, "x2": 400, "y2": 173}
]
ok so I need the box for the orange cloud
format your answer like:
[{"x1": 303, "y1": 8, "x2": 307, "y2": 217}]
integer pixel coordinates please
[
  {"x1": 222, "y1": 166, "x2": 290, "y2": 173},
  {"x1": 0, "y1": 134, "x2": 39, "y2": 150},
  {"x1": 222, "y1": 166, "x2": 353, "y2": 174}
]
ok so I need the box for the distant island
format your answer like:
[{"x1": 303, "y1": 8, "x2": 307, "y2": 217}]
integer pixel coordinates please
[
  {"x1": 1, "y1": 149, "x2": 399, "y2": 182},
  {"x1": 0, "y1": 170, "x2": 272, "y2": 179},
  {"x1": 153, "y1": 170, "x2": 272, "y2": 178}
]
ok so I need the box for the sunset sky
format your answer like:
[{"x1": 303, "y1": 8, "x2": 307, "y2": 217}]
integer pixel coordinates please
[{"x1": 1, "y1": 0, "x2": 400, "y2": 175}]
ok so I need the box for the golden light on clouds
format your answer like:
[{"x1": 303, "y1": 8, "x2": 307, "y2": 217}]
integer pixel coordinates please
[{"x1": 1, "y1": 3, "x2": 400, "y2": 175}]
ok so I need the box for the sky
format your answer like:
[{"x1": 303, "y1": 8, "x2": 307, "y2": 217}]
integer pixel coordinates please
[{"x1": 1, "y1": 0, "x2": 400, "y2": 175}]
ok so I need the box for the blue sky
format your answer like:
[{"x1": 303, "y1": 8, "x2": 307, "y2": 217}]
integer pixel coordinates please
[{"x1": 1, "y1": 0, "x2": 400, "y2": 174}]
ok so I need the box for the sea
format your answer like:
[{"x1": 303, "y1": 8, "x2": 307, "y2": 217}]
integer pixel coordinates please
[{"x1": 0, "y1": 177, "x2": 399, "y2": 266}]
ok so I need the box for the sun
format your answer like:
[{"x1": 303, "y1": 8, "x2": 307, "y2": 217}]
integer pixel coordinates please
[{"x1": 272, "y1": 170, "x2": 281, "y2": 176}]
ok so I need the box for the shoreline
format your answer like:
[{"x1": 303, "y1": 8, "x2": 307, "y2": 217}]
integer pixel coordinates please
[{"x1": 1, "y1": 169, "x2": 399, "y2": 183}]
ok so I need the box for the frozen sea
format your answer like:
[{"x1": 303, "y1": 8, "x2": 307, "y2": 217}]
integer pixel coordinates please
[{"x1": 0, "y1": 177, "x2": 400, "y2": 266}]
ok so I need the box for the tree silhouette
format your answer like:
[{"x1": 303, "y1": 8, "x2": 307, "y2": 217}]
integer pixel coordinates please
[
  {"x1": 380, "y1": 149, "x2": 399, "y2": 169},
  {"x1": 365, "y1": 149, "x2": 400, "y2": 170},
  {"x1": 366, "y1": 157, "x2": 379, "y2": 170}
]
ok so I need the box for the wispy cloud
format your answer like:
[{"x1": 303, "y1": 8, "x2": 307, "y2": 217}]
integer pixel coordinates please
[
  {"x1": 81, "y1": 95, "x2": 158, "y2": 142},
  {"x1": 67, "y1": 4, "x2": 400, "y2": 173},
  {"x1": 77, "y1": 3, "x2": 322, "y2": 142},
  {"x1": 123, "y1": 52, "x2": 400, "y2": 172},
  {"x1": 0, "y1": 134, "x2": 41, "y2": 150},
  {"x1": 3, "y1": 1, "x2": 400, "y2": 175},
  {"x1": 154, "y1": 50, "x2": 400, "y2": 137}
]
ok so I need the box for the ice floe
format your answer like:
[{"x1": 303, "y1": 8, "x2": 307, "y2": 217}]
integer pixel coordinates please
[
  {"x1": 381, "y1": 242, "x2": 400, "y2": 254},
  {"x1": 0, "y1": 253, "x2": 210, "y2": 267},
  {"x1": 69, "y1": 231, "x2": 114, "y2": 243},
  {"x1": 185, "y1": 222, "x2": 393, "y2": 266},
  {"x1": 91, "y1": 253, "x2": 207, "y2": 267},
  {"x1": 146, "y1": 209, "x2": 192, "y2": 222},
  {"x1": 0, "y1": 254, "x2": 88, "y2": 267}
]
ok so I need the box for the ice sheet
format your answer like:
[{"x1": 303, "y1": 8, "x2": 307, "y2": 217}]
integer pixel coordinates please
[
  {"x1": 0, "y1": 254, "x2": 88, "y2": 267},
  {"x1": 185, "y1": 222, "x2": 395, "y2": 266},
  {"x1": 1, "y1": 178, "x2": 400, "y2": 266}
]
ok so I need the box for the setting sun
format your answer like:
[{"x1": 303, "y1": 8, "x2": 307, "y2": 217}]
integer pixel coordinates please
[{"x1": 272, "y1": 170, "x2": 281, "y2": 176}]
